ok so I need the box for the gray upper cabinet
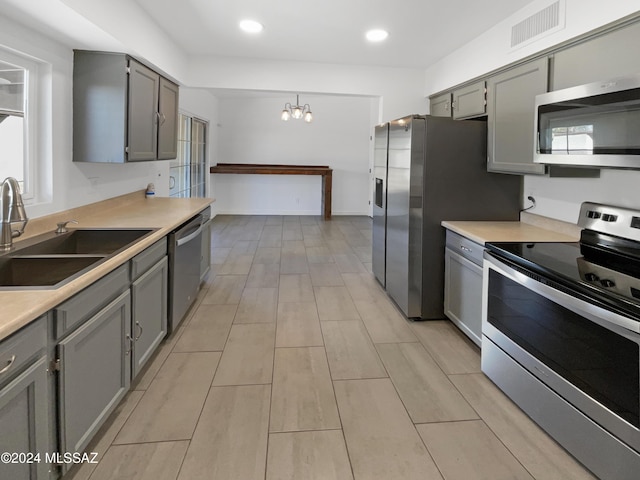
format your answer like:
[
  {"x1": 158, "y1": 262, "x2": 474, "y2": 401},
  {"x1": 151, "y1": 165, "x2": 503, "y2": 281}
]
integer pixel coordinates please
[
  {"x1": 552, "y1": 21, "x2": 640, "y2": 91},
  {"x1": 73, "y1": 50, "x2": 179, "y2": 163},
  {"x1": 0, "y1": 318, "x2": 49, "y2": 480},
  {"x1": 157, "y1": 78, "x2": 179, "y2": 160},
  {"x1": 452, "y1": 81, "x2": 486, "y2": 119},
  {"x1": 430, "y1": 93, "x2": 452, "y2": 117},
  {"x1": 487, "y1": 57, "x2": 548, "y2": 175},
  {"x1": 127, "y1": 59, "x2": 159, "y2": 161}
]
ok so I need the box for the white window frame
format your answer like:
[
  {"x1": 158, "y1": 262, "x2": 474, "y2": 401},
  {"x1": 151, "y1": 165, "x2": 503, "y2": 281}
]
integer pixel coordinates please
[
  {"x1": 0, "y1": 46, "x2": 42, "y2": 203},
  {"x1": 170, "y1": 112, "x2": 208, "y2": 198}
]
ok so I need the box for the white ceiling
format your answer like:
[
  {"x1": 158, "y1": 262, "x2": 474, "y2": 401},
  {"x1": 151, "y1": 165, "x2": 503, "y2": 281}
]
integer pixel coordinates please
[
  {"x1": 0, "y1": 0, "x2": 535, "y2": 69},
  {"x1": 132, "y1": 0, "x2": 535, "y2": 69},
  {"x1": 0, "y1": 0, "x2": 537, "y2": 99}
]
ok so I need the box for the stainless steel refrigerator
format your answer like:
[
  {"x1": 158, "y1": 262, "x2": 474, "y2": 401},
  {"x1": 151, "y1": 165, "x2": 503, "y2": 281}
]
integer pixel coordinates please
[{"x1": 372, "y1": 115, "x2": 521, "y2": 319}]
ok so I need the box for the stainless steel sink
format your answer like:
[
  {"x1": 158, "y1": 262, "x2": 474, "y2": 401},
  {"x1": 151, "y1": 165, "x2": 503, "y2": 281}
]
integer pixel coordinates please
[
  {"x1": 0, "y1": 256, "x2": 105, "y2": 288},
  {"x1": 0, "y1": 228, "x2": 157, "y2": 289},
  {"x1": 15, "y1": 229, "x2": 155, "y2": 255}
]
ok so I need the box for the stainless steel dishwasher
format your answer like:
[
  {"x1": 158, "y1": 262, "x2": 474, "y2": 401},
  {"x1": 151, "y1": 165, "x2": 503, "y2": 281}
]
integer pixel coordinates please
[{"x1": 168, "y1": 208, "x2": 207, "y2": 332}]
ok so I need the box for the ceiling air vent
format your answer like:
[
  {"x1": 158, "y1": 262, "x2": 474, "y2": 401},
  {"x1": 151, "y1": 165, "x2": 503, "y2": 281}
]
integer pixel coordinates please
[{"x1": 511, "y1": 0, "x2": 565, "y2": 49}]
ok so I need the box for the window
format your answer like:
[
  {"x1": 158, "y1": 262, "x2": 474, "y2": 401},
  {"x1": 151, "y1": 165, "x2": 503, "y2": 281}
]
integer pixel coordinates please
[
  {"x1": 0, "y1": 48, "x2": 39, "y2": 200},
  {"x1": 170, "y1": 113, "x2": 207, "y2": 198},
  {"x1": 0, "y1": 58, "x2": 26, "y2": 191}
]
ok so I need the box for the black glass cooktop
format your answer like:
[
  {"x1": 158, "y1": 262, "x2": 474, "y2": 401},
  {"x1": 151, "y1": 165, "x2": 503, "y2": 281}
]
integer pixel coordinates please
[{"x1": 486, "y1": 235, "x2": 640, "y2": 320}]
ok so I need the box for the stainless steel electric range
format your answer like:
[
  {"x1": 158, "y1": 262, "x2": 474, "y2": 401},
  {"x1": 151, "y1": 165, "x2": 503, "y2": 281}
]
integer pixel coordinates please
[{"x1": 482, "y1": 202, "x2": 640, "y2": 480}]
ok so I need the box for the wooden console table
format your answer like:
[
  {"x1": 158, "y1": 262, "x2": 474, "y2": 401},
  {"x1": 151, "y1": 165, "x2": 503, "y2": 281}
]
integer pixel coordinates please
[{"x1": 209, "y1": 163, "x2": 333, "y2": 219}]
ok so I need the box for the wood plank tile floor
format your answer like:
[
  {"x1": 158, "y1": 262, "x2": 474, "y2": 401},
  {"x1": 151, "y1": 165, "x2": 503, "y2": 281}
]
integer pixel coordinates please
[{"x1": 68, "y1": 215, "x2": 596, "y2": 480}]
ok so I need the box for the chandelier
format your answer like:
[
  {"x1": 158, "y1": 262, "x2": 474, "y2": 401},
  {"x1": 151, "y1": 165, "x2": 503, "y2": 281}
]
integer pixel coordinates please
[{"x1": 281, "y1": 94, "x2": 313, "y2": 123}]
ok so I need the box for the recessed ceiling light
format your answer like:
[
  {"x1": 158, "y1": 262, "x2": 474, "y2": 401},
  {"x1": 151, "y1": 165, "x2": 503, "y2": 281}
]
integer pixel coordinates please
[
  {"x1": 366, "y1": 29, "x2": 389, "y2": 42},
  {"x1": 239, "y1": 19, "x2": 264, "y2": 34}
]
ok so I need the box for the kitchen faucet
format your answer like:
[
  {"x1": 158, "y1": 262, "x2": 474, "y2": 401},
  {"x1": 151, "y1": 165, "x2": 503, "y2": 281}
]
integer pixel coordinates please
[{"x1": 0, "y1": 177, "x2": 29, "y2": 251}]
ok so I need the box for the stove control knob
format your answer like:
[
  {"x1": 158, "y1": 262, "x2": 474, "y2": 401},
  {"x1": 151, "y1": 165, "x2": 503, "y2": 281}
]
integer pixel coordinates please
[
  {"x1": 584, "y1": 273, "x2": 599, "y2": 282},
  {"x1": 601, "y1": 214, "x2": 618, "y2": 222},
  {"x1": 587, "y1": 210, "x2": 601, "y2": 219},
  {"x1": 600, "y1": 279, "x2": 616, "y2": 288}
]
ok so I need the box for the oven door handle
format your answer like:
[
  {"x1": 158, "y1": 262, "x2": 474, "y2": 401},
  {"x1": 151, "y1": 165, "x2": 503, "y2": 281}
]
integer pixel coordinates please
[{"x1": 484, "y1": 252, "x2": 640, "y2": 335}]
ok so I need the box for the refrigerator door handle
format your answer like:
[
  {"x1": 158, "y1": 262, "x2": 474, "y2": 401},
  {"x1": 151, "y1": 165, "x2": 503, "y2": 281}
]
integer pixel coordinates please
[{"x1": 375, "y1": 178, "x2": 384, "y2": 208}]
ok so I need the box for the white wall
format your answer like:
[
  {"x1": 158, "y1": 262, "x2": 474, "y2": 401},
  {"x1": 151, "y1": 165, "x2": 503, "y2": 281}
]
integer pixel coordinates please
[
  {"x1": 60, "y1": 0, "x2": 428, "y2": 121},
  {"x1": 213, "y1": 94, "x2": 372, "y2": 216},
  {"x1": 0, "y1": 17, "x2": 170, "y2": 220},
  {"x1": 424, "y1": 0, "x2": 640, "y2": 223},
  {"x1": 59, "y1": 0, "x2": 188, "y2": 83},
  {"x1": 188, "y1": 56, "x2": 425, "y2": 123},
  {"x1": 424, "y1": 0, "x2": 640, "y2": 96},
  {"x1": 2, "y1": 1, "x2": 425, "y2": 220}
]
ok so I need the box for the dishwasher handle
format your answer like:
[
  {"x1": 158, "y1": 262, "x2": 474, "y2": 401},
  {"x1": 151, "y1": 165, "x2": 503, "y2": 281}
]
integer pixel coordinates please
[{"x1": 175, "y1": 215, "x2": 204, "y2": 247}]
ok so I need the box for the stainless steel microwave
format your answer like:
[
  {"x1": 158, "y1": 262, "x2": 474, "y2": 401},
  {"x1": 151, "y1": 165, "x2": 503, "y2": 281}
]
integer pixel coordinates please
[{"x1": 534, "y1": 74, "x2": 640, "y2": 169}]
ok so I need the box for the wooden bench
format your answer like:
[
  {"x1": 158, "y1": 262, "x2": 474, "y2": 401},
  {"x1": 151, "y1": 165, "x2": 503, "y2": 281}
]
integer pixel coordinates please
[{"x1": 209, "y1": 163, "x2": 333, "y2": 219}]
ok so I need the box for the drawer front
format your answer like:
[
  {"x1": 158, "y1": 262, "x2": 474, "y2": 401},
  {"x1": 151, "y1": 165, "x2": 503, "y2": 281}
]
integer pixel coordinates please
[
  {"x1": 445, "y1": 230, "x2": 484, "y2": 266},
  {"x1": 131, "y1": 238, "x2": 167, "y2": 280},
  {"x1": 54, "y1": 263, "x2": 130, "y2": 339},
  {"x1": 0, "y1": 317, "x2": 47, "y2": 386}
]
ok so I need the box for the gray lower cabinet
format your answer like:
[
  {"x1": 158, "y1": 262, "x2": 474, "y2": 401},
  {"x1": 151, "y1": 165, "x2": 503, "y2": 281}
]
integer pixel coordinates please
[
  {"x1": 452, "y1": 81, "x2": 486, "y2": 119},
  {"x1": 0, "y1": 318, "x2": 49, "y2": 480},
  {"x1": 429, "y1": 93, "x2": 452, "y2": 117},
  {"x1": 53, "y1": 264, "x2": 131, "y2": 475},
  {"x1": 487, "y1": 57, "x2": 548, "y2": 175},
  {"x1": 51, "y1": 238, "x2": 171, "y2": 474},
  {"x1": 552, "y1": 21, "x2": 640, "y2": 90},
  {"x1": 131, "y1": 256, "x2": 168, "y2": 378},
  {"x1": 56, "y1": 290, "x2": 131, "y2": 463},
  {"x1": 443, "y1": 230, "x2": 484, "y2": 347},
  {"x1": 200, "y1": 220, "x2": 211, "y2": 281}
]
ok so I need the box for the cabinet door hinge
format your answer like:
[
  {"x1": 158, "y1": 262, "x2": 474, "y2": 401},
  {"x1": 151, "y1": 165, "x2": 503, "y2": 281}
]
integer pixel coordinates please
[{"x1": 49, "y1": 359, "x2": 61, "y2": 373}]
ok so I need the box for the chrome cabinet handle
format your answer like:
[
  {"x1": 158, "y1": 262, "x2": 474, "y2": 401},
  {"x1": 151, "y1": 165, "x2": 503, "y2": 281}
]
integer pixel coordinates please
[
  {"x1": 0, "y1": 355, "x2": 16, "y2": 374},
  {"x1": 134, "y1": 321, "x2": 143, "y2": 341},
  {"x1": 125, "y1": 335, "x2": 133, "y2": 356}
]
